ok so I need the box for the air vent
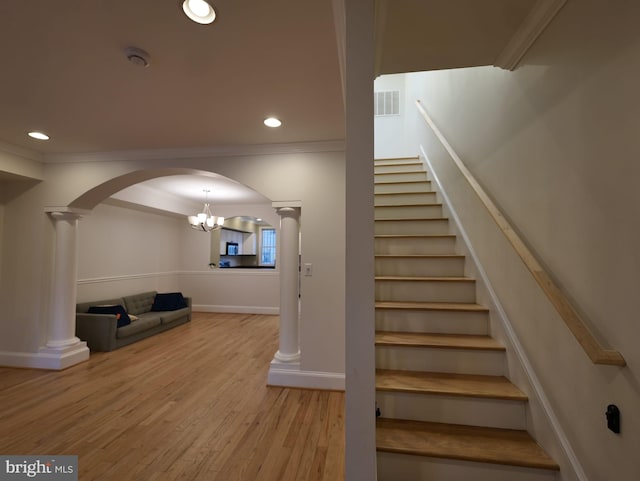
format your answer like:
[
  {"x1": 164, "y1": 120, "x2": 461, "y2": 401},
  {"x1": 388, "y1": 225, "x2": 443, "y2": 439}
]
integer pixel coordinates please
[{"x1": 374, "y1": 90, "x2": 400, "y2": 116}]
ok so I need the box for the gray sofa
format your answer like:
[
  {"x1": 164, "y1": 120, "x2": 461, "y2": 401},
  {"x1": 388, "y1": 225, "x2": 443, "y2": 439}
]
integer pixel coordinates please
[{"x1": 76, "y1": 291, "x2": 192, "y2": 352}]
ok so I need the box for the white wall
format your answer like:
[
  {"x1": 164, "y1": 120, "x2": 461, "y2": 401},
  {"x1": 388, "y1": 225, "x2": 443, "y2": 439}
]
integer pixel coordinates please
[
  {"x1": 374, "y1": 74, "x2": 418, "y2": 159},
  {"x1": 400, "y1": 1, "x2": 640, "y2": 479},
  {"x1": 77, "y1": 202, "x2": 280, "y2": 314},
  {"x1": 0, "y1": 147, "x2": 346, "y2": 385}
]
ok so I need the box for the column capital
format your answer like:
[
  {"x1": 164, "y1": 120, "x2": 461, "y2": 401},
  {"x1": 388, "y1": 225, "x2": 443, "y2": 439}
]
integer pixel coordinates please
[
  {"x1": 45, "y1": 206, "x2": 91, "y2": 220},
  {"x1": 272, "y1": 200, "x2": 302, "y2": 210},
  {"x1": 275, "y1": 206, "x2": 300, "y2": 219}
]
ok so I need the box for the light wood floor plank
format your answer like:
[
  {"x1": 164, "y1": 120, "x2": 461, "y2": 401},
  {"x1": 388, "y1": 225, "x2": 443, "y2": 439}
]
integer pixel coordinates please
[{"x1": 0, "y1": 313, "x2": 344, "y2": 480}]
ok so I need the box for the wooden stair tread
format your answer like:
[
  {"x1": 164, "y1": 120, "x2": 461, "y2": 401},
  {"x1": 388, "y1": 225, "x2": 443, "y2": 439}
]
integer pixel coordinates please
[
  {"x1": 376, "y1": 369, "x2": 526, "y2": 400},
  {"x1": 375, "y1": 254, "x2": 464, "y2": 259},
  {"x1": 375, "y1": 202, "x2": 442, "y2": 207},
  {"x1": 375, "y1": 276, "x2": 473, "y2": 282},
  {"x1": 373, "y1": 190, "x2": 435, "y2": 193},
  {"x1": 374, "y1": 156, "x2": 420, "y2": 162},
  {"x1": 375, "y1": 179, "x2": 430, "y2": 185},
  {"x1": 375, "y1": 217, "x2": 448, "y2": 222},
  {"x1": 375, "y1": 301, "x2": 488, "y2": 312},
  {"x1": 374, "y1": 234, "x2": 456, "y2": 239},
  {"x1": 376, "y1": 331, "x2": 504, "y2": 351},
  {"x1": 376, "y1": 418, "x2": 559, "y2": 471}
]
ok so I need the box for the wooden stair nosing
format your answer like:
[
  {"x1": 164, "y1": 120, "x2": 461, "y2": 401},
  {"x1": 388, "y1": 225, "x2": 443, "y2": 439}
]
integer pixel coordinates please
[
  {"x1": 376, "y1": 418, "x2": 559, "y2": 471},
  {"x1": 375, "y1": 301, "x2": 488, "y2": 312},
  {"x1": 375, "y1": 331, "x2": 504, "y2": 351},
  {"x1": 375, "y1": 369, "x2": 527, "y2": 401}
]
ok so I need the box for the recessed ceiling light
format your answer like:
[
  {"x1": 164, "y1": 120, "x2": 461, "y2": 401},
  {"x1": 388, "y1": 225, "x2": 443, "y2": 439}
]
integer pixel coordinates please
[
  {"x1": 264, "y1": 117, "x2": 282, "y2": 128},
  {"x1": 182, "y1": 0, "x2": 216, "y2": 24},
  {"x1": 28, "y1": 131, "x2": 50, "y2": 141}
]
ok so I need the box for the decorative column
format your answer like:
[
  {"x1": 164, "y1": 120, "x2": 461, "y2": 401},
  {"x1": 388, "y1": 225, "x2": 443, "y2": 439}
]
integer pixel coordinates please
[
  {"x1": 273, "y1": 205, "x2": 301, "y2": 364},
  {"x1": 40, "y1": 209, "x2": 90, "y2": 369}
]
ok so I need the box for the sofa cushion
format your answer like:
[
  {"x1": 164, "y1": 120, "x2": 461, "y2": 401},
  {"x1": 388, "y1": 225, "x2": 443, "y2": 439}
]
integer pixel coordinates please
[
  {"x1": 116, "y1": 316, "x2": 161, "y2": 339},
  {"x1": 151, "y1": 292, "x2": 188, "y2": 311},
  {"x1": 160, "y1": 308, "x2": 189, "y2": 325},
  {"x1": 123, "y1": 291, "x2": 157, "y2": 315},
  {"x1": 88, "y1": 305, "x2": 131, "y2": 328}
]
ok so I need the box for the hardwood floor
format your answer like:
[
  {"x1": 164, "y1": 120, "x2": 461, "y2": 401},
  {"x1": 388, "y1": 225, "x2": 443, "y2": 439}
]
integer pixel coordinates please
[{"x1": 0, "y1": 313, "x2": 345, "y2": 480}]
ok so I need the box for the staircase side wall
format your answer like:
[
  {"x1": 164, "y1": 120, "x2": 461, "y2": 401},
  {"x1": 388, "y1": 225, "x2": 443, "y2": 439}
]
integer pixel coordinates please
[{"x1": 397, "y1": 2, "x2": 640, "y2": 480}]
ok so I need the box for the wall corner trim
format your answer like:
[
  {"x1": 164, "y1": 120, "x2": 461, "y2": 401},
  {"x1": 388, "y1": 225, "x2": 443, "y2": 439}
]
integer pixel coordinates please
[{"x1": 494, "y1": 0, "x2": 567, "y2": 70}]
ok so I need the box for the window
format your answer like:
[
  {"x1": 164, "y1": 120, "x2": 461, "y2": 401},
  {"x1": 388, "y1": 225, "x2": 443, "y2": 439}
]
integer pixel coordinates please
[{"x1": 260, "y1": 228, "x2": 276, "y2": 266}]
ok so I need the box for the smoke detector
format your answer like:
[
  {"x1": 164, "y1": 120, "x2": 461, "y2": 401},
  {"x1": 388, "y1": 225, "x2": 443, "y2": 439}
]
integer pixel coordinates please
[{"x1": 125, "y1": 47, "x2": 151, "y2": 67}]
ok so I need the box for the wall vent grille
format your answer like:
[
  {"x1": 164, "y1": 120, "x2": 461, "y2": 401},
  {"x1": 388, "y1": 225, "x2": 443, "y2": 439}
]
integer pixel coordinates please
[{"x1": 374, "y1": 90, "x2": 400, "y2": 116}]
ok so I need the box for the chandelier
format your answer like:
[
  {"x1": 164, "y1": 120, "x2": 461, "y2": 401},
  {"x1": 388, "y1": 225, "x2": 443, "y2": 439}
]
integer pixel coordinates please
[{"x1": 187, "y1": 190, "x2": 224, "y2": 232}]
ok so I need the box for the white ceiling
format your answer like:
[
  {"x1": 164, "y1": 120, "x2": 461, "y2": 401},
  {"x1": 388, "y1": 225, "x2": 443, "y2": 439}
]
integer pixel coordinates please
[
  {"x1": 0, "y1": 0, "x2": 344, "y2": 155},
  {"x1": 0, "y1": 0, "x2": 543, "y2": 208}
]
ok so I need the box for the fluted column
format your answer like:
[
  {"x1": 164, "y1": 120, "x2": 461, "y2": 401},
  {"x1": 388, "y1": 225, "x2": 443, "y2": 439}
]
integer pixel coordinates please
[
  {"x1": 41, "y1": 209, "x2": 89, "y2": 369},
  {"x1": 273, "y1": 205, "x2": 301, "y2": 363}
]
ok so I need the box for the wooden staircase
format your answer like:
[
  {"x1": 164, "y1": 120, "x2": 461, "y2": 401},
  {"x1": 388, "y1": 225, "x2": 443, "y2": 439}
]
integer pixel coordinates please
[{"x1": 374, "y1": 157, "x2": 559, "y2": 481}]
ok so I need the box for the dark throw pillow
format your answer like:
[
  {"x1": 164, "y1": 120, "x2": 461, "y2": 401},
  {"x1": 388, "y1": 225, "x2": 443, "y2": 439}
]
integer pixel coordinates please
[
  {"x1": 87, "y1": 304, "x2": 131, "y2": 328},
  {"x1": 151, "y1": 292, "x2": 188, "y2": 311}
]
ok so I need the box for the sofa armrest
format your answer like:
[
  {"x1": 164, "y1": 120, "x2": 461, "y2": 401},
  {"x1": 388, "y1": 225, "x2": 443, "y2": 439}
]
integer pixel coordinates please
[
  {"x1": 185, "y1": 297, "x2": 192, "y2": 320},
  {"x1": 76, "y1": 313, "x2": 118, "y2": 351}
]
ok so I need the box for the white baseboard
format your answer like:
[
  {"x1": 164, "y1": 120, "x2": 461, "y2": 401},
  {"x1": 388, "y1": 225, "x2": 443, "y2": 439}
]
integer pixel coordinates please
[
  {"x1": 193, "y1": 304, "x2": 279, "y2": 315},
  {"x1": 0, "y1": 344, "x2": 90, "y2": 370},
  {"x1": 268, "y1": 361, "x2": 345, "y2": 391}
]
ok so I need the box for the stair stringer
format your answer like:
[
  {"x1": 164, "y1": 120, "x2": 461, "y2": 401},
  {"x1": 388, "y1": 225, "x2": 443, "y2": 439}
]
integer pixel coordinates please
[{"x1": 419, "y1": 145, "x2": 585, "y2": 481}]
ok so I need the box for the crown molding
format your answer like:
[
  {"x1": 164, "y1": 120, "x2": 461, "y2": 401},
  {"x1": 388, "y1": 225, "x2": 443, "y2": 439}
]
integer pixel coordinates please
[
  {"x1": 0, "y1": 140, "x2": 43, "y2": 162},
  {"x1": 494, "y1": 0, "x2": 567, "y2": 71},
  {"x1": 42, "y1": 139, "x2": 346, "y2": 164}
]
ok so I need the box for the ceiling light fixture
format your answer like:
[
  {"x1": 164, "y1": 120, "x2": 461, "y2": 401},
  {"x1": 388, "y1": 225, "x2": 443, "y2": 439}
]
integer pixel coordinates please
[
  {"x1": 187, "y1": 189, "x2": 224, "y2": 232},
  {"x1": 28, "y1": 131, "x2": 50, "y2": 141},
  {"x1": 264, "y1": 117, "x2": 282, "y2": 128},
  {"x1": 182, "y1": 0, "x2": 216, "y2": 24}
]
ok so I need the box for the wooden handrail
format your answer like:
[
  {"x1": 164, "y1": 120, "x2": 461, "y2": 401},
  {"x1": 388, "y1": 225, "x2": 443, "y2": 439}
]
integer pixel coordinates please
[{"x1": 416, "y1": 100, "x2": 625, "y2": 366}]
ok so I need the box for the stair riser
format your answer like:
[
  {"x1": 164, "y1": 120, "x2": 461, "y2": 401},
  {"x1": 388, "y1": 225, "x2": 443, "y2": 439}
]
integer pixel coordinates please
[
  {"x1": 376, "y1": 346, "x2": 505, "y2": 376},
  {"x1": 375, "y1": 163, "x2": 424, "y2": 174},
  {"x1": 376, "y1": 391, "x2": 526, "y2": 429},
  {"x1": 375, "y1": 309, "x2": 488, "y2": 335},
  {"x1": 375, "y1": 219, "x2": 450, "y2": 235},
  {"x1": 375, "y1": 204, "x2": 443, "y2": 219},
  {"x1": 375, "y1": 181, "x2": 432, "y2": 194},
  {"x1": 375, "y1": 192, "x2": 437, "y2": 205},
  {"x1": 375, "y1": 257, "x2": 465, "y2": 277},
  {"x1": 376, "y1": 280, "x2": 476, "y2": 303},
  {"x1": 375, "y1": 237, "x2": 456, "y2": 255},
  {"x1": 377, "y1": 453, "x2": 558, "y2": 481},
  {"x1": 375, "y1": 172, "x2": 428, "y2": 183}
]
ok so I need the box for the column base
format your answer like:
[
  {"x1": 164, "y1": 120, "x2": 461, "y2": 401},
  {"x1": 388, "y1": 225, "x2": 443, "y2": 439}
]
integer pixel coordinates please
[
  {"x1": 267, "y1": 357, "x2": 345, "y2": 390},
  {"x1": 37, "y1": 340, "x2": 89, "y2": 370},
  {"x1": 273, "y1": 349, "x2": 301, "y2": 363}
]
